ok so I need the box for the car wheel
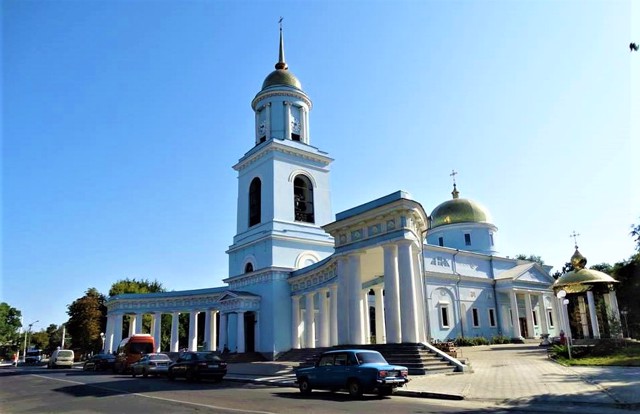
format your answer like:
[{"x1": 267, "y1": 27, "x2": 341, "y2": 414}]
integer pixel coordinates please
[
  {"x1": 348, "y1": 379, "x2": 363, "y2": 398},
  {"x1": 298, "y1": 378, "x2": 312, "y2": 395},
  {"x1": 377, "y1": 387, "x2": 394, "y2": 397}
]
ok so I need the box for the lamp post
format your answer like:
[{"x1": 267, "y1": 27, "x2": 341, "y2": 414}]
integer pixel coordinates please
[
  {"x1": 556, "y1": 290, "x2": 571, "y2": 359},
  {"x1": 620, "y1": 310, "x2": 629, "y2": 338},
  {"x1": 100, "y1": 332, "x2": 105, "y2": 352},
  {"x1": 22, "y1": 320, "x2": 39, "y2": 364}
]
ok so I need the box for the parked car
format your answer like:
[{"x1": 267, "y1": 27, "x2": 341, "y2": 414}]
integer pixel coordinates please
[
  {"x1": 48, "y1": 349, "x2": 75, "y2": 369},
  {"x1": 295, "y1": 349, "x2": 409, "y2": 397},
  {"x1": 83, "y1": 353, "x2": 116, "y2": 372},
  {"x1": 167, "y1": 352, "x2": 227, "y2": 382},
  {"x1": 131, "y1": 353, "x2": 172, "y2": 378}
]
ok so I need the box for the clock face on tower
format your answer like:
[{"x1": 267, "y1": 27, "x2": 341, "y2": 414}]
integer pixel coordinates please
[
  {"x1": 259, "y1": 121, "x2": 266, "y2": 135},
  {"x1": 291, "y1": 118, "x2": 300, "y2": 134}
]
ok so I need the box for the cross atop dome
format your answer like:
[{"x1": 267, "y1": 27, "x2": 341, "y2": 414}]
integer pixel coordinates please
[
  {"x1": 275, "y1": 17, "x2": 288, "y2": 70},
  {"x1": 450, "y1": 170, "x2": 459, "y2": 199},
  {"x1": 569, "y1": 230, "x2": 580, "y2": 249}
]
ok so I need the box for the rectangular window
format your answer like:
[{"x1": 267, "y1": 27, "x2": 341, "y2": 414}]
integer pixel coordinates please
[
  {"x1": 490, "y1": 233, "x2": 494, "y2": 246},
  {"x1": 547, "y1": 310, "x2": 554, "y2": 327},
  {"x1": 291, "y1": 133, "x2": 301, "y2": 141},
  {"x1": 472, "y1": 308, "x2": 480, "y2": 327},
  {"x1": 488, "y1": 308, "x2": 496, "y2": 327},
  {"x1": 440, "y1": 306, "x2": 450, "y2": 328},
  {"x1": 532, "y1": 310, "x2": 538, "y2": 326},
  {"x1": 509, "y1": 309, "x2": 513, "y2": 326},
  {"x1": 438, "y1": 237, "x2": 444, "y2": 246},
  {"x1": 464, "y1": 233, "x2": 471, "y2": 246}
]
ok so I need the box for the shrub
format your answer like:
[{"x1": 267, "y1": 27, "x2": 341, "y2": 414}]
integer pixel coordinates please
[{"x1": 491, "y1": 335, "x2": 511, "y2": 344}]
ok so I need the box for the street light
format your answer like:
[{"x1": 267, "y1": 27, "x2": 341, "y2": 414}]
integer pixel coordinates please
[
  {"x1": 555, "y1": 290, "x2": 572, "y2": 359},
  {"x1": 22, "y1": 320, "x2": 39, "y2": 363},
  {"x1": 100, "y1": 332, "x2": 105, "y2": 352}
]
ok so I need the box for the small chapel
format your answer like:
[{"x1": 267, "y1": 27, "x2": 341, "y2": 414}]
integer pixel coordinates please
[{"x1": 104, "y1": 27, "x2": 613, "y2": 360}]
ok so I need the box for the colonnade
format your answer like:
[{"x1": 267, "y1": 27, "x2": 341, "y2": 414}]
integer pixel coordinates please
[
  {"x1": 291, "y1": 241, "x2": 427, "y2": 349},
  {"x1": 506, "y1": 291, "x2": 556, "y2": 338},
  {"x1": 104, "y1": 309, "x2": 251, "y2": 354}
]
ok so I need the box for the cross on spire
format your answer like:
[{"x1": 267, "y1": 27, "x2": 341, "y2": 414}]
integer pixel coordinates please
[
  {"x1": 569, "y1": 230, "x2": 580, "y2": 249},
  {"x1": 450, "y1": 169, "x2": 458, "y2": 185}
]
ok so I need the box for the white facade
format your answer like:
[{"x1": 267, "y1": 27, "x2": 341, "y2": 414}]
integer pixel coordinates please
[{"x1": 105, "y1": 30, "x2": 562, "y2": 358}]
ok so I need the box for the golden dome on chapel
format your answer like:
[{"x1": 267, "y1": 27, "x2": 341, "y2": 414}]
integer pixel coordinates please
[
  {"x1": 260, "y1": 24, "x2": 302, "y2": 91},
  {"x1": 429, "y1": 184, "x2": 493, "y2": 229},
  {"x1": 553, "y1": 249, "x2": 618, "y2": 293}
]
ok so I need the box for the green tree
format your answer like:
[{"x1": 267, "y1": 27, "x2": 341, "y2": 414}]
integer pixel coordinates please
[
  {"x1": 515, "y1": 254, "x2": 545, "y2": 266},
  {"x1": 0, "y1": 302, "x2": 22, "y2": 347},
  {"x1": 66, "y1": 288, "x2": 107, "y2": 355},
  {"x1": 30, "y1": 331, "x2": 49, "y2": 350},
  {"x1": 44, "y1": 324, "x2": 63, "y2": 354},
  {"x1": 611, "y1": 253, "x2": 640, "y2": 339},
  {"x1": 590, "y1": 263, "x2": 613, "y2": 274},
  {"x1": 631, "y1": 221, "x2": 640, "y2": 251}
]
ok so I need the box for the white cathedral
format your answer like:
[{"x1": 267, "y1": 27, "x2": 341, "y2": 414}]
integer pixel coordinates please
[{"x1": 104, "y1": 28, "x2": 563, "y2": 360}]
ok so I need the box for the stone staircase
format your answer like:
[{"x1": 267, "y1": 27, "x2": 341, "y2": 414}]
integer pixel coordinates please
[{"x1": 276, "y1": 343, "x2": 455, "y2": 375}]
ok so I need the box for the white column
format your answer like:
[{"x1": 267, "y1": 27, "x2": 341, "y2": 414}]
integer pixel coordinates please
[
  {"x1": 170, "y1": 312, "x2": 180, "y2": 352},
  {"x1": 136, "y1": 313, "x2": 144, "y2": 334},
  {"x1": 105, "y1": 315, "x2": 114, "y2": 353},
  {"x1": 383, "y1": 244, "x2": 401, "y2": 343},
  {"x1": 152, "y1": 313, "x2": 162, "y2": 352},
  {"x1": 524, "y1": 293, "x2": 535, "y2": 338},
  {"x1": 219, "y1": 313, "x2": 228, "y2": 351},
  {"x1": 586, "y1": 291, "x2": 601, "y2": 339},
  {"x1": 291, "y1": 295, "x2": 301, "y2": 349},
  {"x1": 300, "y1": 107, "x2": 307, "y2": 142},
  {"x1": 374, "y1": 286, "x2": 386, "y2": 344},
  {"x1": 237, "y1": 311, "x2": 246, "y2": 353},
  {"x1": 330, "y1": 285, "x2": 338, "y2": 346},
  {"x1": 113, "y1": 314, "x2": 123, "y2": 351},
  {"x1": 318, "y1": 289, "x2": 330, "y2": 347},
  {"x1": 413, "y1": 246, "x2": 427, "y2": 343},
  {"x1": 304, "y1": 292, "x2": 316, "y2": 348},
  {"x1": 510, "y1": 291, "x2": 522, "y2": 337},
  {"x1": 284, "y1": 102, "x2": 291, "y2": 139},
  {"x1": 398, "y1": 240, "x2": 419, "y2": 343},
  {"x1": 337, "y1": 258, "x2": 350, "y2": 345},
  {"x1": 188, "y1": 311, "x2": 199, "y2": 351},
  {"x1": 348, "y1": 253, "x2": 364, "y2": 344},
  {"x1": 206, "y1": 311, "x2": 217, "y2": 351},
  {"x1": 538, "y1": 295, "x2": 549, "y2": 335},
  {"x1": 128, "y1": 315, "x2": 136, "y2": 337},
  {"x1": 266, "y1": 103, "x2": 271, "y2": 140},
  {"x1": 362, "y1": 290, "x2": 370, "y2": 344}
]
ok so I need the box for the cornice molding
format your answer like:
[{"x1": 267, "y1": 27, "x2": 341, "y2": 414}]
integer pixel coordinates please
[{"x1": 233, "y1": 141, "x2": 332, "y2": 172}]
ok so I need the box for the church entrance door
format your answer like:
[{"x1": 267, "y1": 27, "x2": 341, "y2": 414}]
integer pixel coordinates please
[
  {"x1": 244, "y1": 312, "x2": 256, "y2": 352},
  {"x1": 519, "y1": 317, "x2": 528, "y2": 338}
]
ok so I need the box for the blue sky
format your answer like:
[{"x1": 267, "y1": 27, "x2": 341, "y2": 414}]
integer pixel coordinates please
[{"x1": 3, "y1": 0, "x2": 639, "y2": 331}]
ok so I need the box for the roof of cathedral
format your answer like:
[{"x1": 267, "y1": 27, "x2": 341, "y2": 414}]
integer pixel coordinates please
[
  {"x1": 553, "y1": 249, "x2": 618, "y2": 293},
  {"x1": 429, "y1": 184, "x2": 493, "y2": 229},
  {"x1": 261, "y1": 25, "x2": 302, "y2": 91}
]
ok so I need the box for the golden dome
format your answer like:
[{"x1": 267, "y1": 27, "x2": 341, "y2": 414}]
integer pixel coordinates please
[
  {"x1": 429, "y1": 185, "x2": 492, "y2": 229},
  {"x1": 262, "y1": 69, "x2": 302, "y2": 90},
  {"x1": 553, "y1": 249, "x2": 618, "y2": 293}
]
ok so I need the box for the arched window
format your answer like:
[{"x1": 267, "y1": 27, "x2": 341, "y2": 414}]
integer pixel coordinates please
[
  {"x1": 249, "y1": 178, "x2": 261, "y2": 227},
  {"x1": 244, "y1": 263, "x2": 254, "y2": 273},
  {"x1": 293, "y1": 175, "x2": 314, "y2": 223}
]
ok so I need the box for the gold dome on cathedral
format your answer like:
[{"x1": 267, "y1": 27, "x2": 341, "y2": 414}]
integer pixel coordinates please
[
  {"x1": 429, "y1": 184, "x2": 493, "y2": 229},
  {"x1": 260, "y1": 25, "x2": 302, "y2": 91}
]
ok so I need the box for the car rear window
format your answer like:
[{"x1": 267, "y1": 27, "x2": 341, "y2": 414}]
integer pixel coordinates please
[
  {"x1": 149, "y1": 354, "x2": 170, "y2": 361},
  {"x1": 356, "y1": 352, "x2": 387, "y2": 364},
  {"x1": 196, "y1": 353, "x2": 222, "y2": 362},
  {"x1": 58, "y1": 351, "x2": 73, "y2": 357}
]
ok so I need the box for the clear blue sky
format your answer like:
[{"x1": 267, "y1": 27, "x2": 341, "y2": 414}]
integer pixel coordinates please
[{"x1": 3, "y1": 1, "x2": 639, "y2": 332}]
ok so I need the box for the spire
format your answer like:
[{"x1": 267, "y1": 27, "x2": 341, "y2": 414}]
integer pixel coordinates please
[
  {"x1": 275, "y1": 17, "x2": 288, "y2": 70},
  {"x1": 450, "y1": 169, "x2": 459, "y2": 199}
]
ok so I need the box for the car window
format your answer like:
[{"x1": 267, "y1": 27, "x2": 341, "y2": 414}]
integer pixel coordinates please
[
  {"x1": 58, "y1": 351, "x2": 73, "y2": 358},
  {"x1": 150, "y1": 354, "x2": 170, "y2": 361},
  {"x1": 347, "y1": 353, "x2": 359, "y2": 366},
  {"x1": 130, "y1": 342, "x2": 154, "y2": 354},
  {"x1": 334, "y1": 354, "x2": 348, "y2": 366},
  {"x1": 318, "y1": 355, "x2": 334, "y2": 366},
  {"x1": 355, "y1": 352, "x2": 387, "y2": 364},
  {"x1": 197, "y1": 353, "x2": 221, "y2": 362}
]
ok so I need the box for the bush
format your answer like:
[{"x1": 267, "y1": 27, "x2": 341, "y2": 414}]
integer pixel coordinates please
[
  {"x1": 491, "y1": 335, "x2": 511, "y2": 344},
  {"x1": 453, "y1": 336, "x2": 490, "y2": 346}
]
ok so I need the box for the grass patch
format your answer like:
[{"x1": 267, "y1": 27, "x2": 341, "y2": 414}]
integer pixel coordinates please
[{"x1": 551, "y1": 341, "x2": 640, "y2": 366}]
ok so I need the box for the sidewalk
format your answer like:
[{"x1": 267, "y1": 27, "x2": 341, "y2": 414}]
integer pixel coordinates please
[{"x1": 225, "y1": 344, "x2": 640, "y2": 409}]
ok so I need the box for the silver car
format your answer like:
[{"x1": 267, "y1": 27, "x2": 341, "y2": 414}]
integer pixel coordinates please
[
  {"x1": 131, "y1": 353, "x2": 172, "y2": 378},
  {"x1": 48, "y1": 349, "x2": 75, "y2": 369}
]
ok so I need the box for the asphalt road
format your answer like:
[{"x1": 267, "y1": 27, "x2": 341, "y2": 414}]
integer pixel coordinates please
[{"x1": 0, "y1": 366, "x2": 503, "y2": 414}]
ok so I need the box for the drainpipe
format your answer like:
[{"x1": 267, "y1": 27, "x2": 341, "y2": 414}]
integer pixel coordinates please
[
  {"x1": 453, "y1": 249, "x2": 464, "y2": 338},
  {"x1": 489, "y1": 255, "x2": 501, "y2": 335}
]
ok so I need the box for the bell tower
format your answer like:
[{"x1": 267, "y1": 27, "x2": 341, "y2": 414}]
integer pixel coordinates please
[{"x1": 227, "y1": 24, "x2": 334, "y2": 279}]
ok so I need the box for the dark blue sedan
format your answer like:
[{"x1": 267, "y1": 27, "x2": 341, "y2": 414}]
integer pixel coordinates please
[{"x1": 295, "y1": 349, "x2": 409, "y2": 397}]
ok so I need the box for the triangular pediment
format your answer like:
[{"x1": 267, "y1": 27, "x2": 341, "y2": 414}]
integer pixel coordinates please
[
  {"x1": 495, "y1": 263, "x2": 555, "y2": 285},
  {"x1": 218, "y1": 290, "x2": 260, "y2": 302}
]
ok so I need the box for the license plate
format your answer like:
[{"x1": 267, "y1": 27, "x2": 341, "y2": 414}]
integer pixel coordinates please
[{"x1": 208, "y1": 364, "x2": 219, "y2": 368}]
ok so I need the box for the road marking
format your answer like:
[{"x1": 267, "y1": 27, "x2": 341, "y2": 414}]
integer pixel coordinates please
[{"x1": 29, "y1": 374, "x2": 278, "y2": 414}]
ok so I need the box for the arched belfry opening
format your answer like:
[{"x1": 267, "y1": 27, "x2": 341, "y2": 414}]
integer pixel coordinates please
[
  {"x1": 249, "y1": 177, "x2": 261, "y2": 227},
  {"x1": 293, "y1": 175, "x2": 314, "y2": 223}
]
